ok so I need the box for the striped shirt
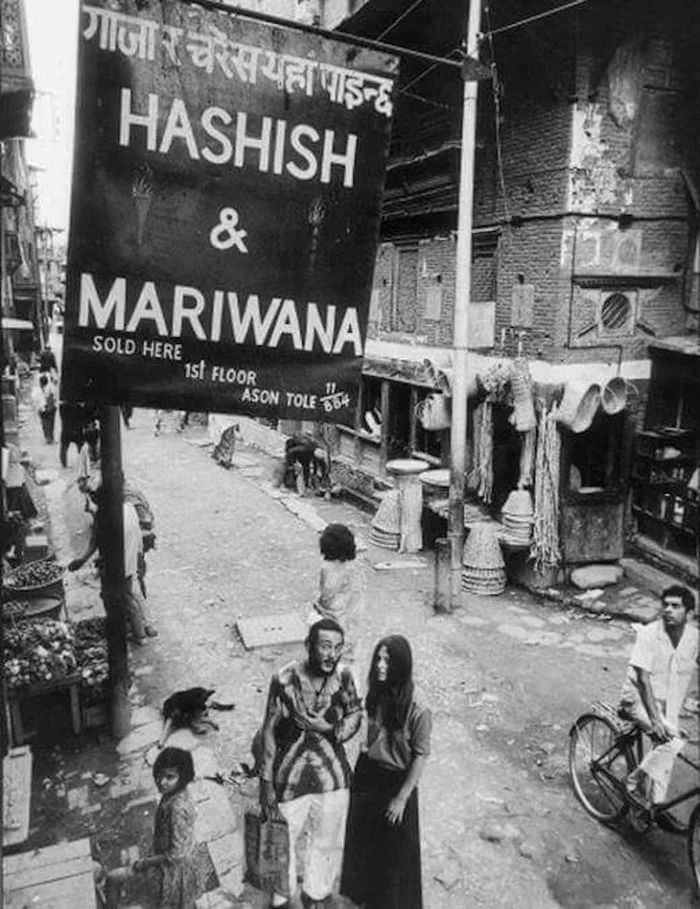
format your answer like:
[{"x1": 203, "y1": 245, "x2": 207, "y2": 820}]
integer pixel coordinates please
[{"x1": 260, "y1": 660, "x2": 362, "y2": 802}]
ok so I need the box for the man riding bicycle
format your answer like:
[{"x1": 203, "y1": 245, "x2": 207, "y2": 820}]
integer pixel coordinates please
[{"x1": 618, "y1": 584, "x2": 698, "y2": 805}]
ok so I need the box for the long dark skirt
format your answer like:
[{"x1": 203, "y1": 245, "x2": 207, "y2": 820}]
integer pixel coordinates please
[{"x1": 340, "y1": 754, "x2": 423, "y2": 909}]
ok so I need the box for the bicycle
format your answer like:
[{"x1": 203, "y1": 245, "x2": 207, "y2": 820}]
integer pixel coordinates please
[{"x1": 569, "y1": 700, "x2": 700, "y2": 891}]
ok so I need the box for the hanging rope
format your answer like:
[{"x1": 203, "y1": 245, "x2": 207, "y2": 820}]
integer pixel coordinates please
[{"x1": 530, "y1": 400, "x2": 562, "y2": 571}]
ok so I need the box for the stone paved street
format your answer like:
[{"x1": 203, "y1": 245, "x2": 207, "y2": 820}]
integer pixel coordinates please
[{"x1": 16, "y1": 397, "x2": 700, "y2": 909}]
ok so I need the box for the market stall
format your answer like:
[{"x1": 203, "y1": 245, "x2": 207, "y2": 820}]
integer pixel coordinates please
[
  {"x1": 630, "y1": 338, "x2": 700, "y2": 581},
  {"x1": 411, "y1": 358, "x2": 639, "y2": 595},
  {"x1": 3, "y1": 561, "x2": 109, "y2": 745}
]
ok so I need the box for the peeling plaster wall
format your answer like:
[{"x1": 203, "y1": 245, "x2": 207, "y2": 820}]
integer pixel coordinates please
[
  {"x1": 568, "y1": 104, "x2": 634, "y2": 212},
  {"x1": 560, "y1": 25, "x2": 699, "y2": 365}
]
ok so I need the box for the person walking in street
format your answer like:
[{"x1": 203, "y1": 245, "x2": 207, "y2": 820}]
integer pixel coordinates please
[
  {"x1": 310, "y1": 524, "x2": 365, "y2": 660},
  {"x1": 259, "y1": 618, "x2": 362, "y2": 909},
  {"x1": 67, "y1": 482, "x2": 157, "y2": 643},
  {"x1": 39, "y1": 344, "x2": 58, "y2": 380},
  {"x1": 59, "y1": 401, "x2": 90, "y2": 468},
  {"x1": 32, "y1": 372, "x2": 57, "y2": 443},
  {"x1": 126, "y1": 747, "x2": 202, "y2": 909},
  {"x1": 341, "y1": 634, "x2": 432, "y2": 909},
  {"x1": 618, "y1": 584, "x2": 698, "y2": 804},
  {"x1": 121, "y1": 404, "x2": 133, "y2": 429},
  {"x1": 76, "y1": 420, "x2": 100, "y2": 498}
]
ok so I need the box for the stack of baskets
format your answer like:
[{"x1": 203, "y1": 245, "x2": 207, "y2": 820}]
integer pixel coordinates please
[
  {"x1": 370, "y1": 490, "x2": 401, "y2": 550},
  {"x1": 462, "y1": 522, "x2": 506, "y2": 595},
  {"x1": 501, "y1": 489, "x2": 534, "y2": 546}
]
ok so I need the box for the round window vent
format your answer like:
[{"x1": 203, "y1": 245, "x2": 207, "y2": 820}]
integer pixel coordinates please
[{"x1": 601, "y1": 293, "x2": 631, "y2": 330}]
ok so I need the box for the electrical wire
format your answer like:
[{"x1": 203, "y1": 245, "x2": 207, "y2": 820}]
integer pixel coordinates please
[
  {"x1": 481, "y1": 0, "x2": 591, "y2": 39},
  {"x1": 377, "y1": 0, "x2": 430, "y2": 41},
  {"x1": 184, "y1": 0, "x2": 463, "y2": 69},
  {"x1": 484, "y1": 0, "x2": 511, "y2": 222},
  {"x1": 397, "y1": 89, "x2": 455, "y2": 111},
  {"x1": 400, "y1": 47, "x2": 464, "y2": 95}
]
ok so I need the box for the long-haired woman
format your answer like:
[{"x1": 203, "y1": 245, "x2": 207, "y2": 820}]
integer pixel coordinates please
[{"x1": 340, "y1": 635, "x2": 431, "y2": 909}]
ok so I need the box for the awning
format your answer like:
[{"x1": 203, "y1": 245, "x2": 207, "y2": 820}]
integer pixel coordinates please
[
  {"x1": 649, "y1": 336, "x2": 700, "y2": 358},
  {"x1": 2, "y1": 317, "x2": 34, "y2": 330}
]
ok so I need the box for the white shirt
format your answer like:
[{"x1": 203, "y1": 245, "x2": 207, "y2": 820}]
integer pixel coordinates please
[
  {"x1": 123, "y1": 502, "x2": 142, "y2": 580},
  {"x1": 623, "y1": 618, "x2": 699, "y2": 725}
]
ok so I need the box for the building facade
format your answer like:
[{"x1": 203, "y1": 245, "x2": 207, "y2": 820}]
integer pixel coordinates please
[{"x1": 329, "y1": 0, "x2": 700, "y2": 579}]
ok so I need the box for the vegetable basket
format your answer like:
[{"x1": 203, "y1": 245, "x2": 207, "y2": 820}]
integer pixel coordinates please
[{"x1": 3, "y1": 559, "x2": 65, "y2": 597}]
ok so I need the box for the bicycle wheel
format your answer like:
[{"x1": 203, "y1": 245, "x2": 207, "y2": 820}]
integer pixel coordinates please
[
  {"x1": 688, "y1": 803, "x2": 700, "y2": 894},
  {"x1": 569, "y1": 713, "x2": 635, "y2": 823}
]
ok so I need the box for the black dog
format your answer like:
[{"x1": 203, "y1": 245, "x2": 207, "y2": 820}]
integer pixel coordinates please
[{"x1": 158, "y1": 687, "x2": 234, "y2": 747}]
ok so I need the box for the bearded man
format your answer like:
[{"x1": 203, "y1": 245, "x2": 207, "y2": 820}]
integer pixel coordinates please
[{"x1": 259, "y1": 618, "x2": 361, "y2": 909}]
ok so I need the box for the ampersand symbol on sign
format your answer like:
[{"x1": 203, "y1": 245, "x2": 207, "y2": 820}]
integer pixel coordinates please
[{"x1": 210, "y1": 207, "x2": 249, "y2": 253}]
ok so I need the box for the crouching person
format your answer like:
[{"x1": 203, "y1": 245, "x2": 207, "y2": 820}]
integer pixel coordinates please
[{"x1": 259, "y1": 618, "x2": 361, "y2": 909}]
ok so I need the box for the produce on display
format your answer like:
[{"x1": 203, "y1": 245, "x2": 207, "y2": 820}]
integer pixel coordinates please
[
  {"x1": 4, "y1": 559, "x2": 64, "y2": 591},
  {"x1": 73, "y1": 617, "x2": 109, "y2": 694},
  {"x1": 3, "y1": 599, "x2": 30, "y2": 621},
  {"x1": 4, "y1": 620, "x2": 77, "y2": 688},
  {"x1": 3, "y1": 616, "x2": 108, "y2": 694}
]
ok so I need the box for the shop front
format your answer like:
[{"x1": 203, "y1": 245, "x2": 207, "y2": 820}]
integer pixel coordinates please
[{"x1": 629, "y1": 337, "x2": 700, "y2": 582}]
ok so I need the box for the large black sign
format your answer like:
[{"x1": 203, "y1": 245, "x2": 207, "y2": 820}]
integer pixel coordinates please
[{"x1": 62, "y1": 0, "x2": 396, "y2": 422}]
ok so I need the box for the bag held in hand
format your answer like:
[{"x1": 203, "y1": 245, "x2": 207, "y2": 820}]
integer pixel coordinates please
[{"x1": 244, "y1": 807, "x2": 289, "y2": 895}]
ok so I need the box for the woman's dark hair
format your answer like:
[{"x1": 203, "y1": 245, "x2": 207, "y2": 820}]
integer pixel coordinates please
[
  {"x1": 662, "y1": 584, "x2": 695, "y2": 612},
  {"x1": 319, "y1": 523, "x2": 356, "y2": 562},
  {"x1": 152, "y1": 747, "x2": 195, "y2": 789},
  {"x1": 366, "y1": 635, "x2": 414, "y2": 733},
  {"x1": 307, "y1": 617, "x2": 344, "y2": 649}
]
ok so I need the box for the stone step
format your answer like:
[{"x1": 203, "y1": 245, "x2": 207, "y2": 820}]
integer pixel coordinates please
[{"x1": 619, "y1": 556, "x2": 696, "y2": 604}]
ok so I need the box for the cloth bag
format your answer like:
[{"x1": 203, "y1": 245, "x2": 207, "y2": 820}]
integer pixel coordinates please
[{"x1": 244, "y1": 807, "x2": 290, "y2": 895}]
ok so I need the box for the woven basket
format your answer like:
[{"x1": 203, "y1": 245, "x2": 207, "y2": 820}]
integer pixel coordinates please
[
  {"x1": 372, "y1": 490, "x2": 400, "y2": 534},
  {"x1": 462, "y1": 568, "x2": 506, "y2": 595},
  {"x1": 462, "y1": 565, "x2": 506, "y2": 579},
  {"x1": 601, "y1": 376, "x2": 629, "y2": 415},
  {"x1": 462, "y1": 523, "x2": 505, "y2": 569},
  {"x1": 370, "y1": 528, "x2": 400, "y2": 551},
  {"x1": 557, "y1": 380, "x2": 601, "y2": 433},
  {"x1": 502, "y1": 489, "x2": 534, "y2": 517}
]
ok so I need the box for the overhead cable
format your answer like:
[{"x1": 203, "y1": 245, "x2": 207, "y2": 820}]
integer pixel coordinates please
[
  {"x1": 188, "y1": 0, "x2": 463, "y2": 69},
  {"x1": 482, "y1": 0, "x2": 591, "y2": 39},
  {"x1": 484, "y1": 0, "x2": 511, "y2": 222},
  {"x1": 377, "y1": 0, "x2": 430, "y2": 41},
  {"x1": 400, "y1": 47, "x2": 464, "y2": 95}
]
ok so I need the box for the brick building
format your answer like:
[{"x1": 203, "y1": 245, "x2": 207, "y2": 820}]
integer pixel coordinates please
[{"x1": 315, "y1": 0, "x2": 700, "y2": 581}]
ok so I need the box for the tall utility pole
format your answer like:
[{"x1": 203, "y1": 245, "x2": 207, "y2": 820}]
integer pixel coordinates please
[
  {"x1": 99, "y1": 405, "x2": 130, "y2": 737},
  {"x1": 448, "y1": 0, "x2": 482, "y2": 610}
]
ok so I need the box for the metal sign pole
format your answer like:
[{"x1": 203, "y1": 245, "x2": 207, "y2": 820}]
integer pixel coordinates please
[
  {"x1": 448, "y1": 0, "x2": 482, "y2": 611},
  {"x1": 99, "y1": 404, "x2": 130, "y2": 737}
]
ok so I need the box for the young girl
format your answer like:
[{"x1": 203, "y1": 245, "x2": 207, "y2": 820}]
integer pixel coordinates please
[
  {"x1": 132, "y1": 747, "x2": 202, "y2": 909},
  {"x1": 311, "y1": 523, "x2": 365, "y2": 657}
]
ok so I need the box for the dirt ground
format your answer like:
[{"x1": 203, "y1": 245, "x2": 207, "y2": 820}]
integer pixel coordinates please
[{"x1": 6, "y1": 388, "x2": 700, "y2": 909}]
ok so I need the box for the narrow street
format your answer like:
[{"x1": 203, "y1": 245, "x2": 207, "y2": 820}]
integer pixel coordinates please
[{"x1": 32, "y1": 401, "x2": 698, "y2": 909}]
